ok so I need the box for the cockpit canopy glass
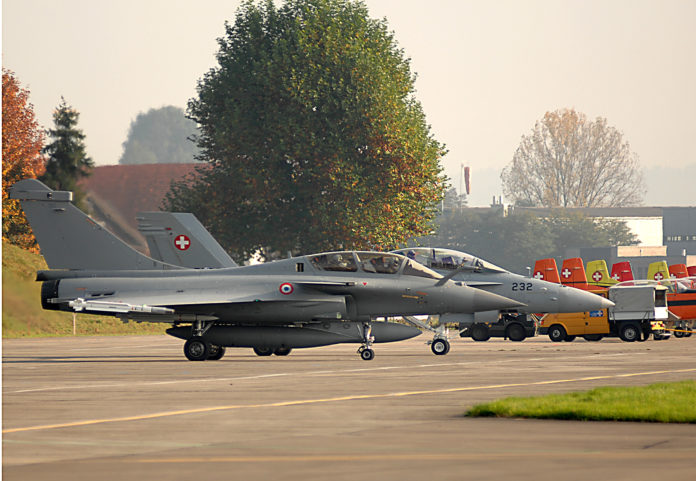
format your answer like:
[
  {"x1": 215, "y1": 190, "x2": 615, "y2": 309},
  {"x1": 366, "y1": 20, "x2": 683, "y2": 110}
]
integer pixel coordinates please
[
  {"x1": 310, "y1": 252, "x2": 358, "y2": 272},
  {"x1": 392, "y1": 247, "x2": 506, "y2": 273},
  {"x1": 355, "y1": 253, "x2": 403, "y2": 274}
]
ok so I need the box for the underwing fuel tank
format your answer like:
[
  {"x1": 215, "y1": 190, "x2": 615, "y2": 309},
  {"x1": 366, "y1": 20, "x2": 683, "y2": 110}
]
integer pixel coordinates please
[{"x1": 166, "y1": 321, "x2": 421, "y2": 349}]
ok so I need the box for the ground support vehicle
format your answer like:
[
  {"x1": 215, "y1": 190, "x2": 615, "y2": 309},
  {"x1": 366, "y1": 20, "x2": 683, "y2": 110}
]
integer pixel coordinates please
[
  {"x1": 459, "y1": 313, "x2": 538, "y2": 342},
  {"x1": 539, "y1": 285, "x2": 669, "y2": 342}
]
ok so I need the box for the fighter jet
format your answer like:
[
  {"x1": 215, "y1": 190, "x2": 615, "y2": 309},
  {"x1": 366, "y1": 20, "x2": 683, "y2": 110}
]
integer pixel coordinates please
[
  {"x1": 10, "y1": 179, "x2": 522, "y2": 361},
  {"x1": 392, "y1": 247, "x2": 614, "y2": 343}
]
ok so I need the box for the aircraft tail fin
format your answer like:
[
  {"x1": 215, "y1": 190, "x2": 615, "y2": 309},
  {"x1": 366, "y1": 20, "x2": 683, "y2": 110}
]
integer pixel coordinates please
[
  {"x1": 669, "y1": 264, "x2": 689, "y2": 279},
  {"x1": 688, "y1": 266, "x2": 696, "y2": 277},
  {"x1": 647, "y1": 261, "x2": 670, "y2": 282},
  {"x1": 610, "y1": 261, "x2": 634, "y2": 282},
  {"x1": 560, "y1": 258, "x2": 591, "y2": 289},
  {"x1": 9, "y1": 179, "x2": 181, "y2": 271},
  {"x1": 533, "y1": 258, "x2": 560, "y2": 283},
  {"x1": 136, "y1": 212, "x2": 238, "y2": 269},
  {"x1": 586, "y1": 260, "x2": 617, "y2": 287}
]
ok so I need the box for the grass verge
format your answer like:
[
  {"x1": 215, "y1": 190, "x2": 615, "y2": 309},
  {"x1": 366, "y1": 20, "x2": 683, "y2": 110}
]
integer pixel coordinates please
[
  {"x1": 2, "y1": 241, "x2": 166, "y2": 338},
  {"x1": 465, "y1": 381, "x2": 696, "y2": 423}
]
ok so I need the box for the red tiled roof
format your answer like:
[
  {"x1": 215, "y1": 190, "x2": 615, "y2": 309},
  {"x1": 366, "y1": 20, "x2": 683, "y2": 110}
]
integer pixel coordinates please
[{"x1": 79, "y1": 164, "x2": 199, "y2": 232}]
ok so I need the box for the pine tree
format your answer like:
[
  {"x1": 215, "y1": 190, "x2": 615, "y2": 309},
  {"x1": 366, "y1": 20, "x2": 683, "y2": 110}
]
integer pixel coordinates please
[{"x1": 41, "y1": 97, "x2": 94, "y2": 207}]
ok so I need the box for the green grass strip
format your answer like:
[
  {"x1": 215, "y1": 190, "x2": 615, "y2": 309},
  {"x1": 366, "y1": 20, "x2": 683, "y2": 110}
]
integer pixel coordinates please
[{"x1": 465, "y1": 381, "x2": 696, "y2": 423}]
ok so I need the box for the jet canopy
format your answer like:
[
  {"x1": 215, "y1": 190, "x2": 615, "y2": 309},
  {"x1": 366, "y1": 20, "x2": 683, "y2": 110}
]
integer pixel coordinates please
[
  {"x1": 307, "y1": 251, "x2": 442, "y2": 279},
  {"x1": 391, "y1": 247, "x2": 507, "y2": 273}
]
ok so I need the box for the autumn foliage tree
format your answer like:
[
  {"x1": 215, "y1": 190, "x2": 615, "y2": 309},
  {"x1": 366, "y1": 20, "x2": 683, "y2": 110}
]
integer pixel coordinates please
[
  {"x1": 2, "y1": 69, "x2": 45, "y2": 250},
  {"x1": 501, "y1": 109, "x2": 645, "y2": 207},
  {"x1": 165, "y1": 0, "x2": 446, "y2": 261}
]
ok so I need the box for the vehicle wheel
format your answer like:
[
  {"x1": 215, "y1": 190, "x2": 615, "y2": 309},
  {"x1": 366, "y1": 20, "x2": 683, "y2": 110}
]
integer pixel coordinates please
[
  {"x1": 184, "y1": 337, "x2": 209, "y2": 361},
  {"x1": 207, "y1": 345, "x2": 226, "y2": 360},
  {"x1": 548, "y1": 325, "x2": 567, "y2": 343},
  {"x1": 274, "y1": 347, "x2": 292, "y2": 356},
  {"x1": 653, "y1": 333, "x2": 663, "y2": 341},
  {"x1": 471, "y1": 324, "x2": 490, "y2": 342},
  {"x1": 506, "y1": 323, "x2": 526, "y2": 342},
  {"x1": 582, "y1": 334, "x2": 603, "y2": 342},
  {"x1": 686, "y1": 328, "x2": 693, "y2": 338},
  {"x1": 564, "y1": 335, "x2": 576, "y2": 342},
  {"x1": 674, "y1": 330, "x2": 684, "y2": 338},
  {"x1": 619, "y1": 323, "x2": 641, "y2": 342},
  {"x1": 431, "y1": 339, "x2": 450, "y2": 355},
  {"x1": 253, "y1": 346, "x2": 274, "y2": 356},
  {"x1": 360, "y1": 348, "x2": 375, "y2": 361}
]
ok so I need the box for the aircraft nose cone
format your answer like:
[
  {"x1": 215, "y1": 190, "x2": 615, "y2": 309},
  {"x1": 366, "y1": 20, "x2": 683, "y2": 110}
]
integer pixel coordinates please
[
  {"x1": 559, "y1": 287, "x2": 613, "y2": 312},
  {"x1": 472, "y1": 289, "x2": 525, "y2": 312}
]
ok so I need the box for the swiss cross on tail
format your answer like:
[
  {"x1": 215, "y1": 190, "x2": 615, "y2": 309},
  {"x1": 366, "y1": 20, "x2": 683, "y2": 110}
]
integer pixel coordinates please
[
  {"x1": 592, "y1": 271, "x2": 603, "y2": 282},
  {"x1": 533, "y1": 271, "x2": 544, "y2": 280},
  {"x1": 654, "y1": 272, "x2": 664, "y2": 281},
  {"x1": 174, "y1": 234, "x2": 191, "y2": 251},
  {"x1": 561, "y1": 268, "x2": 572, "y2": 279}
]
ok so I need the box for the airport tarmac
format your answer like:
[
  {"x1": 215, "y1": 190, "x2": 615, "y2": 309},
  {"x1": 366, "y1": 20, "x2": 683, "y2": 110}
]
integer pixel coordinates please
[{"x1": 3, "y1": 334, "x2": 695, "y2": 480}]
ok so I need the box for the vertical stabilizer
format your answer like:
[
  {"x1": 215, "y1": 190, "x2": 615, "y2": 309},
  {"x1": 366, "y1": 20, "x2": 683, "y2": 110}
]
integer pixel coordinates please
[
  {"x1": 647, "y1": 261, "x2": 670, "y2": 282},
  {"x1": 137, "y1": 212, "x2": 238, "y2": 269},
  {"x1": 586, "y1": 260, "x2": 617, "y2": 287},
  {"x1": 688, "y1": 266, "x2": 696, "y2": 277},
  {"x1": 533, "y1": 258, "x2": 561, "y2": 283},
  {"x1": 669, "y1": 264, "x2": 689, "y2": 279},
  {"x1": 10, "y1": 179, "x2": 181, "y2": 271},
  {"x1": 560, "y1": 258, "x2": 591, "y2": 289},
  {"x1": 611, "y1": 261, "x2": 634, "y2": 282}
]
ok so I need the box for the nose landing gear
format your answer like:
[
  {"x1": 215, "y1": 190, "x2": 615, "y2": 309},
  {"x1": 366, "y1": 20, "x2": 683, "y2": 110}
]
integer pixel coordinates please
[{"x1": 357, "y1": 322, "x2": 375, "y2": 360}]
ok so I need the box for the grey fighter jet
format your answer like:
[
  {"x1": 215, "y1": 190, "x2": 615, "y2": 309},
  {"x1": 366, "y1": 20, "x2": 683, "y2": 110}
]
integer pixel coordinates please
[
  {"x1": 10, "y1": 179, "x2": 523, "y2": 361},
  {"x1": 392, "y1": 247, "x2": 614, "y2": 342}
]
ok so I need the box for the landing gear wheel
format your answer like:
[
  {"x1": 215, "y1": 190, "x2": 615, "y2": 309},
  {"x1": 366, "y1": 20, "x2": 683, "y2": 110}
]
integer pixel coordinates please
[
  {"x1": 431, "y1": 338, "x2": 450, "y2": 355},
  {"x1": 184, "y1": 337, "x2": 209, "y2": 361},
  {"x1": 360, "y1": 348, "x2": 375, "y2": 361},
  {"x1": 207, "y1": 345, "x2": 226, "y2": 360},
  {"x1": 548, "y1": 325, "x2": 567, "y2": 343},
  {"x1": 686, "y1": 327, "x2": 693, "y2": 338},
  {"x1": 619, "y1": 323, "x2": 641, "y2": 342},
  {"x1": 506, "y1": 324, "x2": 526, "y2": 342},
  {"x1": 674, "y1": 330, "x2": 684, "y2": 338},
  {"x1": 471, "y1": 324, "x2": 490, "y2": 342},
  {"x1": 274, "y1": 347, "x2": 292, "y2": 356},
  {"x1": 253, "y1": 346, "x2": 274, "y2": 356}
]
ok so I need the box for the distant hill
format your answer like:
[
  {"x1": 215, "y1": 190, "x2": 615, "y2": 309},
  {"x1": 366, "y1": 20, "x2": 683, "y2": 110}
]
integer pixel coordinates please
[{"x1": 2, "y1": 242, "x2": 166, "y2": 338}]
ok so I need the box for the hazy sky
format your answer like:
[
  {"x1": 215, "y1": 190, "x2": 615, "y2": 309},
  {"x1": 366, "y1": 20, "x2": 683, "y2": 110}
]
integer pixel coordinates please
[{"x1": 3, "y1": 0, "x2": 695, "y2": 205}]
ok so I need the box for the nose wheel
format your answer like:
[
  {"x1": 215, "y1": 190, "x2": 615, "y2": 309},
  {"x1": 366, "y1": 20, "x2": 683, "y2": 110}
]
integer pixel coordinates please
[
  {"x1": 357, "y1": 322, "x2": 375, "y2": 360},
  {"x1": 430, "y1": 338, "x2": 450, "y2": 355}
]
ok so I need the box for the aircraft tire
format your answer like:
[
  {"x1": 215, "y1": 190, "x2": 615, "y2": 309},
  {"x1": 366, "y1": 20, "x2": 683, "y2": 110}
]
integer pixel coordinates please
[
  {"x1": 471, "y1": 324, "x2": 490, "y2": 342},
  {"x1": 253, "y1": 346, "x2": 274, "y2": 356},
  {"x1": 184, "y1": 337, "x2": 209, "y2": 361},
  {"x1": 274, "y1": 347, "x2": 292, "y2": 356},
  {"x1": 548, "y1": 325, "x2": 566, "y2": 343},
  {"x1": 619, "y1": 323, "x2": 641, "y2": 342},
  {"x1": 674, "y1": 330, "x2": 684, "y2": 338},
  {"x1": 431, "y1": 339, "x2": 450, "y2": 355},
  {"x1": 360, "y1": 348, "x2": 375, "y2": 361},
  {"x1": 207, "y1": 346, "x2": 226, "y2": 360},
  {"x1": 506, "y1": 323, "x2": 526, "y2": 342}
]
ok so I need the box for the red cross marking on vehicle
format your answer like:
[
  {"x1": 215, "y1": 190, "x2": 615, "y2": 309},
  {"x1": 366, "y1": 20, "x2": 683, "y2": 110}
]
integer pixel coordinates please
[
  {"x1": 174, "y1": 234, "x2": 191, "y2": 251},
  {"x1": 561, "y1": 268, "x2": 571, "y2": 278},
  {"x1": 592, "y1": 271, "x2": 603, "y2": 282}
]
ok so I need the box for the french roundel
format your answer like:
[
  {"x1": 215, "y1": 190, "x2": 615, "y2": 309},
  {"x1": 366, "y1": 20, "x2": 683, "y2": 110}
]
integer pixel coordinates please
[{"x1": 279, "y1": 283, "x2": 294, "y2": 295}]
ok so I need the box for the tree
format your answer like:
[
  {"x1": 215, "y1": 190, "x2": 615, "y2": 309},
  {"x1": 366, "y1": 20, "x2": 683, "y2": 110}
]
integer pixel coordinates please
[
  {"x1": 165, "y1": 0, "x2": 446, "y2": 262},
  {"x1": 40, "y1": 97, "x2": 93, "y2": 208},
  {"x1": 441, "y1": 187, "x2": 467, "y2": 212},
  {"x1": 2, "y1": 69, "x2": 46, "y2": 250},
  {"x1": 119, "y1": 106, "x2": 200, "y2": 164},
  {"x1": 501, "y1": 108, "x2": 645, "y2": 207}
]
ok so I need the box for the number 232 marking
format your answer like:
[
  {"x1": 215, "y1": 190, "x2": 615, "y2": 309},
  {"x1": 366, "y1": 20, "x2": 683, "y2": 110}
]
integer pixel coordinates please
[{"x1": 512, "y1": 282, "x2": 533, "y2": 291}]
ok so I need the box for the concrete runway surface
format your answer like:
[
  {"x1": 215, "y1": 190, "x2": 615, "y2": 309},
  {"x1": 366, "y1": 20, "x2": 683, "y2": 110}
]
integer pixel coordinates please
[{"x1": 3, "y1": 334, "x2": 696, "y2": 480}]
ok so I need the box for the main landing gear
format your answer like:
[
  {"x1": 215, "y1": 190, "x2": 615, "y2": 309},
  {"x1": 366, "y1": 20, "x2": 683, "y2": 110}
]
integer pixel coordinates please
[
  {"x1": 183, "y1": 337, "x2": 226, "y2": 361},
  {"x1": 357, "y1": 322, "x2": 375, "y2": 360}
]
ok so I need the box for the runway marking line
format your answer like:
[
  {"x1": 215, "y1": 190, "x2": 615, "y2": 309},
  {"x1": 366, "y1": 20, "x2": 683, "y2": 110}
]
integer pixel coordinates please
[{"x1": 3, "y1": 368, "x2": 695, "y2": 435}]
